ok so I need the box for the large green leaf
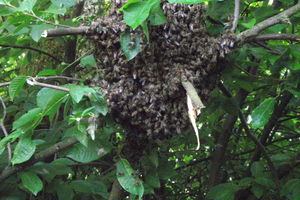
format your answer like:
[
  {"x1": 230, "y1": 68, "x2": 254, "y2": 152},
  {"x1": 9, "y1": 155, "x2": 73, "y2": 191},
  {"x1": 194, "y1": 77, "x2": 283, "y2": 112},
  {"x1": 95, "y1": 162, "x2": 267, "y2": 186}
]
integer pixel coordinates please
[
  {"x1": 56, "y1": 183, "x2": 74, "y2": 200},
  {"x1": 51, "y1": 0, "x2": 77, "y2": 8},
  {"x1": 67, "y1": 140, "x2": 109, "y2": 163},
  {"x1": 117, "y1": 159, "x2": 144, "y2": 198},
  {"x1": 30, "y1": 24, "x2": 53, "y2": 42},
  {"x1": 9, "y1": 76, "x2": 28, "y2": 101},
  {"x1": 251, "y1": 98, "x2": 276, "y2": 128},
  {"x1": 120, "y1": 31, "x2": 142, "y2": 60},
  {"x1": 64, "y1": 126, "x2": 88, "y2": 146},
  {"x1": 70, "y1": 180, "x2": 108, "y2": 198},
  {"x1": 122, "y1": 0, "x2": 160, "y2": 29},
  {"x1": 149, "y1": 4, "x2": 167, "y2": 26},
  {"x1": 12, "y1": 108, "x2": 43, "y2": 131},
  {"x1": 36, "y1": 88, "x2": 68, "y2": 116},
  {"x1": 0, "y1": 130, "x2": 24, "y2": 155},
  {"x1": 17, "y1": 0, "x2": 37, "y2": 11},
  {"x1": 168, "y1": 0, "x2": 214, "y2": 4},
  {"x1": 207, "y1": 183, "x2": 240, "y2": 200},
  {"x1": 250, "y1": 161, "x2": 264, "y2": 177},
  {"x1": 65, "y1": 84, "x2": 95, "y2": 103},
  {"x1": 20, "y1": 171, "x2": 43, "y2": 196},
  {"x1": 80, "y1": 55, "x2": 97, "y2": 68},
  {"x1": 281, "y1": 179, "x2": 300, "y2": 200},
  {"x1": 12, "y1": 135, "x2": 36, "y2": 164}
]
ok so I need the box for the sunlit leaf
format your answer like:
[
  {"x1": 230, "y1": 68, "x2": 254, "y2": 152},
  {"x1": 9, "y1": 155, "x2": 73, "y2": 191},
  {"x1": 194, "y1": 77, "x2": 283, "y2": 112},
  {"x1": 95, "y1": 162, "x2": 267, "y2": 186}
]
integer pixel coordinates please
[
  {"x1": 251, "y1": 98, "x2": 276, "y2": 128},
  {"x1": 80, "y1": 55, "x2": 97, "y2": 68},
  {"x1": 12, "y1": 135, "x2": 36, "y2": 164},
  {"x1": 9, "y1": 76, "x2": 28, "y2": 101}
]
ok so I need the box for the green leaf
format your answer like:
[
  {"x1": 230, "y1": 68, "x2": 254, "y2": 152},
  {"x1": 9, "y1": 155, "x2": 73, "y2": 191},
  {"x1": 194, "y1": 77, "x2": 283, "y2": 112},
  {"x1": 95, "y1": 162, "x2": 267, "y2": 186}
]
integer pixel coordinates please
[
  {"x1": 89, "y1": 92, "x2": 108, "y2": 116},
  {"x1": 56, "y1": 184, "x2": 74, "y2": 200},
  {"x1": 141, "y1": 21, "x2": 149, "y2": 42},
  {"x1": 18, "y1": 0, "x2": 37, "y2": 11},
  {"x1": 12, "y1": 135, "x2": 36, "y2": 164},
  {"x1": 251, "y1": 184, "x2": 264, "y2": 198},
  {"x1": 12, "y1": 108, "x2": 43, "y2": 130},
  {"x1": 80, "y1": 55, "x2": 97, "y2": 68},
  {"x1": 281, "y1": 179, "x2": 300, "y2": 200},
  {"x1": 0, "y1": 130, "x2": 24, "y2": 155},
  {"x1": 9, "y1": 76, "x2": 28, "y2": 101},
  {"x1": 30, "y1": 24, "x2": 53, "y2": 42},
  {"x1": 241, "y1": 18, "x2": 256, "y2": 29},
  {"x1": 117, "y1": 159, "x2": 144, "y2": 198},
  {"x1": 145, "y1": 171, "x2": 160, "y2": 188},
  {"x1": 207, "y1": 183, "x2": 240, "y2": 200},
  {"x1": 289, "y1": 62, "x2": 300, "y2": 71},
  {"x1": 51, "y1": 0, "x2": 77, "y2": 8},
  {"x1": 67, "y1": 140, "x2": 109, "y2": 163},
  {"x1": 250, "y1": 161, "x2": 264, "y2": 177},
  {"x1": 120, "y1": 31, "x2": 142, "y2": 60},
  {"x1": 37, "y1": 69, "x2": 57, "y2": 76},
  {"x1": 44, "y1": 4, "x2": 66, "y2": 15},
  {"x1": 168, "y1": 0, "x2": 214, "y2": 4},
  {"x1": 65, "y1": 84, "x2": 95, "y2": 103},
  {"x1": 149, "y1": 4, "x2": 167, "y2": 26},
  {"x1": 122, "y1": 0, "x2": 160, "y2": 29},
  {"x1": 70, "y1": 180, "x2": 108, "y2": 198},
  {"x1": 36, "y1": 88, "x2": 68, "y2": 112},
  {"x1": 157, "y1": 157, "x2": 176, "y2": 180},
  {"x1": 20, "y1": 172, "x2": 43, "y2": 195},
  {"x1": 251, "y1": 98, "x2": 276, "y2": 128},
  {"x1": 64, "y1": 126, "x2": 88, "y2": 146},
  {"x1": 149, "y1": 151, "x2": 159, "y2": 168}
]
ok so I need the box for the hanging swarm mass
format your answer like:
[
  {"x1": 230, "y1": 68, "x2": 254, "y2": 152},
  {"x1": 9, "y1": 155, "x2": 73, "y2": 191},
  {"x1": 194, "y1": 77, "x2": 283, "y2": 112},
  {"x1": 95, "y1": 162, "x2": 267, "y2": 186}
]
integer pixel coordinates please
[{"x1": 90, "y1": 1, "x2": 235, "y2": 139}]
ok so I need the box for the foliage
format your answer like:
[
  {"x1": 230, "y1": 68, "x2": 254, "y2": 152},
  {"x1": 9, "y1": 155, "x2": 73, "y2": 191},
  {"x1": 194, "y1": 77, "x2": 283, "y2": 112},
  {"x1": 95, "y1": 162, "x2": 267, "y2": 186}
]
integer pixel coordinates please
[{"x1": 0, "y1": 0, "x2": 299, "y2": 200}]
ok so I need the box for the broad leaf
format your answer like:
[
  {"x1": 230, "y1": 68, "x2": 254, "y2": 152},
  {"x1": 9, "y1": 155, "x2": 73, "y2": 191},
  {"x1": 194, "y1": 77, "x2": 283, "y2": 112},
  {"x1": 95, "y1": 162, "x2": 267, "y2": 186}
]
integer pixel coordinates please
[
  {"x1": 70, "y1": 180, "x2": 108, "y2": 198},
  {"x1": 12, "y1": 135, "x2": 36, "y2": 164},
  {"x1": 207, "y1": 183, "x2": 240, "y2": 200},
  {"x1": 56, "y1": 184, "x2": 74, "y2": 200},
  {"x1": 64, "y1": 126, "x2": 88, "y2": 146},
  {"x1": 250, "y1": 161, "x2": 264, "y2": 177},
  {"x1": 117, "y1": 159, "x2": 144, "y2": 198},
  {"x1": 80, "y1": 55, "x2": 97, "y2": 68},
  {"x1": 18, "y1": 0, "x2": 37, "y2": 11},
  {"x1": 65, "y1": 84, "x2": 95, "y2": 103},
  {"x1": 37, "y1": 69, "x2": 57, "y2": 76},
  {"x1": 122, "y1": 0, "x2": 160, "y2": 29},
  {"x1": 67, "y1": 140, "x2": 109, "y2": 163},
  {"x1": 20, "y1": 171, "x2": 43, "y2": 196},
  {"x1": 12, "y1": 108, "x2": 43, "y2": 130},
  {"x1": 51, "y1": 0, "x2": 77, "y2": 8},
  {"x1": 30, "y1": 24, "x2": 53, "y2": 42},
  {"x1": 36, "y1": 88, "x2": 68, "y2": 116},
  {"x1": 9, "y1": 76, "x2": 28, "y2": 101},
  {"x1": 168, "y1": 0, "x2": 214, "y2": 4},
  {"x1": 251, "y1": 98, "x2": 276, "y2": 128},
  {"x1": 0, "y1": 130, "x2": 24, "y2": 155},
  {"x1": 120, "y1": 31, "x2": 142, "y2": 60},
  {"x1": 281, "y1": 179, "x2": 300, "y2": 200},
  {"x1": 149, "y1": 4, "x2": 167, "y2": 26}
]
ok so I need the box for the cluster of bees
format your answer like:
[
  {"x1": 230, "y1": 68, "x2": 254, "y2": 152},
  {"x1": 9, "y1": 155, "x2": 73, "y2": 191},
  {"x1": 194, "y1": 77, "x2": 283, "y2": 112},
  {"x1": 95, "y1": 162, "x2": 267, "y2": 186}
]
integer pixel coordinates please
[{"x1": 90, "y1": 1, "x2": 235, "y2": 140}]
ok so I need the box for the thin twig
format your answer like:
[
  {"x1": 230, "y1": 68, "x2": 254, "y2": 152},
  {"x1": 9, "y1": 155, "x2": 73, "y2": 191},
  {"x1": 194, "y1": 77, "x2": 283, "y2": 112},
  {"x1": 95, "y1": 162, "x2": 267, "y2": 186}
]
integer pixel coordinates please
[
  {"x1": 26, "y1": 12, "x2": 72, "y2": 28},
  {"x1": 0, "y1": 97, "x2": 12, "y2": 162},
  {"x1": 26, "y1": 77, "x2": 70, "y2": 92},
  {"x1": 0, "y1": 44, "x2": 62, "y2": 63},
  {"x1": 0, "y1": 82, "x2": 10, "y2": 87},
  {"x1": 231, "y1": 0, "x2": 240, "y2": 32}
]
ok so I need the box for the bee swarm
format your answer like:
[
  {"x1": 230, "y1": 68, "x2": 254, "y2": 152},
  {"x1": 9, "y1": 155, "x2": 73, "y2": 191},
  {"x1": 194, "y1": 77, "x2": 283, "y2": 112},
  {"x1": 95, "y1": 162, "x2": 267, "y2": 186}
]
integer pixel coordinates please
[{"x1": 90, "y1": 2, "x2": 235, "y2": 140}]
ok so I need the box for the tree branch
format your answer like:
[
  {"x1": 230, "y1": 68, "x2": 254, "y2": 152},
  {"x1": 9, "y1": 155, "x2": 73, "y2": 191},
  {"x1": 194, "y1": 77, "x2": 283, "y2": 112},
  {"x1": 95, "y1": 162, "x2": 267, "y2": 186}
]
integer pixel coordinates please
[
  {"x1": 42, "y1": 26, "x2": 91, "y2": 37},
  {"x1": 252, "y1": 33, "x2": 300, "y2": 42},
  {"x1": 231, "y1": 0, "x2": 240, "y2": 32},
  {"x1": 0, "y1": 44, "x2": 62, "y2": 63},
  {"x1": 0, "y1": 97, "x2": 12, "y2": 162},
  {"x1": 237, "y1": 2, "x2": 300, "y2": 41}
]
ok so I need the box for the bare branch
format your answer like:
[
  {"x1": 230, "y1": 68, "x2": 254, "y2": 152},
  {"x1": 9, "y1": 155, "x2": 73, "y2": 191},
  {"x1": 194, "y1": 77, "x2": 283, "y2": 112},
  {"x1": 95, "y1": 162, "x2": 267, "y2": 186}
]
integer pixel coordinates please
[
  {"x1": 0, "y1": 97, "x2": 12, "y2": 162},
  {"x1": 0, "y1": 82, "x2": 10, "y2": 87},
  {"x1": 237, "y1": 2, "x2": 300, "y2": 41},
  {"x1": 252, "y1": 33, "x2": 300, "y2": 42},
  {"x1": 42, "y1": 26, "x2": 91, "y2": 37},
  {"x1": 231, "y1": 0, "x2": 240, "y2": 32},
  {"x1": 26, "y1": 77, "x2": 70, "y2": 92},
  {"x1": 0, "y1": 44, "x2": 62, "y2": 63}
]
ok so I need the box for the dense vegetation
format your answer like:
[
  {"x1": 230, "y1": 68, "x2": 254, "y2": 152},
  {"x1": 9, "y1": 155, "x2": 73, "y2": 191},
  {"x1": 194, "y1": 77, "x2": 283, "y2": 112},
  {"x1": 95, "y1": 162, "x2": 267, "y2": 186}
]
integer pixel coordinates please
[{"x1": 0, "y1": 0, "x2": 300, "y2": 199}]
